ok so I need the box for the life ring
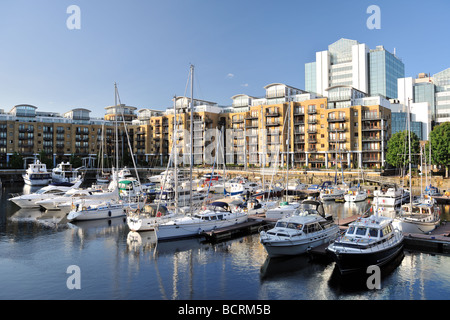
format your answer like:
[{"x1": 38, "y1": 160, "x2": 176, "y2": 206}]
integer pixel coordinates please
[{"x1": 156, "y1": 212, "x2": 162, "y2": 217}]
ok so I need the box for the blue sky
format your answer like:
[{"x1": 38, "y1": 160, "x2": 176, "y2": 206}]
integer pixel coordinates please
[{"x1": 0, "y1": 0, "x2": 449, "y2": 117}]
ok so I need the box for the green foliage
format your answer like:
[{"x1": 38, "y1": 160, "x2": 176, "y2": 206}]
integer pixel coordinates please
[
  {"x1": 386, "y1": 130, "x2": 420, "y2": 168},
  {"x1": 429, "y1": 122, "x2": 450, "y2": 167},
  {"x1": 39, "y1": 150, "x2": 53, "y2": 169},
  {"x1": 9, "y1": 152, "x2": 23, "y2": 169}
]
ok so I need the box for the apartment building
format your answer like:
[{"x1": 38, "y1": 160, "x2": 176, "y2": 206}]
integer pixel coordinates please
[{"x1": 0, "y1": 83, "x2": 391, "y2": 170}]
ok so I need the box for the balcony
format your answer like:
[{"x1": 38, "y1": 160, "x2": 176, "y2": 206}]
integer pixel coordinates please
[
  {"x1": 328, "y1": 116, "x2": 346, "y2": 122},
  {"x1": 328, "y1": 126, "x2": 347, "y2": 132},
  {"x1": 362, "y1": 136, "x2": 382, "y2": 142},
  {"x1": 328, "y1": 137, "x2": 347, "y2": 143},
  {"x1": 362, "y1": 126, "x2": 382, "y2": 131},
  {"x1": 266, "y1": 120, "x2": 280, "y2": 126},
  {"x1": 294, "y1": 108, "x2": 305, "y2": 115},
  {"x1": 307, "y1": 108, "x2": 317, "y2": 114},
  {"x1": 246, "y1": 113, "x2": 259, "y2": 120},
  {"x1": 232, "y1": 117, "x2": 244, "y2": 124}
]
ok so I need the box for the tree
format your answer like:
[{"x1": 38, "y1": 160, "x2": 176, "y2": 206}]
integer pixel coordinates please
[
  {"x1": 9, "y1": 152, "x2": 23, "y2": 169},
  {"x1": 428, "y1": 122, "x2": 450, "y2": 178},
  {"x1": 386, "y1": 130, "x2": 420, "y2": 168}
]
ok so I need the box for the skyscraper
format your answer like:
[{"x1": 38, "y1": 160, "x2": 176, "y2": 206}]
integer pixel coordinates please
[{"x1": 305, "y1": 38, "x2": 404, "y2": 99}]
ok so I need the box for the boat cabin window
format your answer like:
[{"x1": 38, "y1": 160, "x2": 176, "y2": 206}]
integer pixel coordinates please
[
  {"x1": 305, "y1": 223, "x2": 322, "y2": 234},
  {"x1": 368, "y1": 228, "x2": 378, "y2": 237},
  {"x1": 275, "y1": 221, "x2": 302, "y2": 230},
  {"x1": 217, "y1": 214, "x2": 223, "y2": 220},
  {"x1": 355, "y1": 227, "x2": 367, "y2": 236},
  {"x1": 346, "y1": 226, "x2": 355, "y2": 235},
  {"x1": 381, "y1": 224, "x2": 392, "y2": 237}
]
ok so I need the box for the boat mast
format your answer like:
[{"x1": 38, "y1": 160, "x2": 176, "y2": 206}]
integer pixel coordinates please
[
  {"x1": 285, "y1": 102, "x2": 290, "y2": 202},
  {"x1": 173, "y1": 95, "x2": 178, "y2": 215},
  {"x1": 114, "y1": 83, "x2": 120, "y2": 171},
  {"x1": 408, "y1": 98, "x2": 413, "y2": 208},
  {"x1": 189, "y1": 64, "x2": 194, "y2": 213}
]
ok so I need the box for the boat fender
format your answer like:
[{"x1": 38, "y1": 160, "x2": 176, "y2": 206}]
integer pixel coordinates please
[
  {"x1": 156, "y1": 211, "x2": 162, "y2": 217},
  {"x1": 108, "y1": 211, "x2": 111, "y2": 217}
]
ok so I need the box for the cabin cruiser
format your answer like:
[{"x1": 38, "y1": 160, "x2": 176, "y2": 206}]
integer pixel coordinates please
[
  {"x1": 265, "y1": 201, "x2": 301, "y2": 220},
  {"x1": 22, "y1": 160, "x2": 51, "y2": 186},
  {"x1": 35, "y1": 176, "x2": 119, "y2": 212},
  {"x1": 393, "y1": 202, "x2": 441, "y2": 234},
  {"x1": 154, "y1": 186, "x2": 207, "y2": 207},
  {"x1": 327, "y1": 214, "x2": 404, "y2": 275},
  {"x1": 260, "y1": 212, "x2": 339, "y2": 258},
  {"x1": 66, "y1": 199, "x2": 138, "y2": 222},
  {"x1": 149, "y1": 198, "x2": 248, "y2": 241},
  {"x1": 286, "y1": 180, "x2": 308, "y2": 194},
  {"x1": 51, "y1": 162, "x2": 81, "y2": 186},
  {"x1": 319, "y1": 185, "x2": 346, "y2": 201},
  {"x1": 373, "y1": 183, "x2": 409, "y2": 207},
  {"x1": 344, "y1": 186, "x2": 368, "y2": 202},
  {"x1": 127, "y1": 204, "x2": 177, "y2": 232},
  {"x1": 8, "y1": 180, "x2": 82, "y2": 208}
]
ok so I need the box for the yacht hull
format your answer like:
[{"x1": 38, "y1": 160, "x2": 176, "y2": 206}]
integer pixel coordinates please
[
  {"x1": 261, "y1": 227, "x2": 339, "y2": 258},
  {"x1": 327, "y1": 241, "x2": 404, "y2": 275},
  {"x1": 392, "y1": 218, "x2": 440, "y2": 234},
  {"x1": 155, "y1": 215, "x2": 248, "y2": 241},
  {"x1": 67, "y1": 205, "x2": 127, "y2": 222}
]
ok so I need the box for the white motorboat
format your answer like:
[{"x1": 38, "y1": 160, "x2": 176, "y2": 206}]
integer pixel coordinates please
[
  {"x1": 154, "y1": 187, "x2": 207, "y2": 207},
  {"x1": 260, "y1": 212, "x2": 339, "y2": 258},
  {"x1": 224, "y1": 181, "x2": 245, "y2": 196},
  {"x1": 8, "y1": 180, "x2": 82, "y2": 208},
  {"x1": 67, "y1": 199, "x2": 138, "y2": 222},
  {"x1": 373, "y1": 183, "x2": 409, "y2": 207},
  {"x1": 51, "y1": 162, "x2": 81, "y2": 186},
  {"x1": 150, "y1": 199, "x2": 248, "y2": 241},
  {"x1": 287, "y1": 181, "x2": 308, "y2": 193},
  {"x1": 127, "y1": 204, "x2": 178, "y2": 232},
  {"x1": 319, "y1": 185, "x2": 346, "y2": 201},
  {"x1": 36, "y1": 178, "x2": 119, "y2": 212},
  {"x1": 344, "y1": 186, "x2": 368, "y2": 202},
  {"x1": 393, "y1": 202, "x2": 441, "y2": 234},
  {"x1": 22, "y1": 160, "x2": 51, "y2": 186},
  {"x1": 265, "y1": 201, "x2": 301, "y2": 220},
  {"x1": 326, "y1": 214, "x2": 404, "y2": 275}
]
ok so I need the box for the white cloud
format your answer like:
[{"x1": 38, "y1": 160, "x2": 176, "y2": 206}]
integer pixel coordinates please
[
  {"x1": 241, "y1": 83, "x2": 249, "y2": 87},
  {"x1": 226, "y1": 73, "x2": 234, "y2": 79}
]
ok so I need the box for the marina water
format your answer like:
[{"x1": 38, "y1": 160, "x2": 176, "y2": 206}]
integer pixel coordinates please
[{"x1": 1, "y1": 183, "x2": 449, "y2": 300}]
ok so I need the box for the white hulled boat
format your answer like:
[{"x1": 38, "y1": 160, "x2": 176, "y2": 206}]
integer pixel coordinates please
[
  {"x1": 66, "y1": 199, "x2": 137, "y2": 222},
  {"x1": 51, "y1": 162, "x2": 81, "y2": 186},
  {"x1": 344, "y1": 186, "x2": 368, "y2": 202},
  {"x1": 260, "y1": 200, "x2": 339, "y2": 257},
  {"x1": 127, "y1": 204, "x2": 178, "y2": 232},
  {"x1": 373, "y1": 183, "x2": 409, "y2": 207},
  {"x1": 22, "y1": 160, "x2": 51, "y2": 186},
  {"x1": 265, "y1": 201, "x2": 301, "y2": 220},
  {"x1": 393, "y1": 202, "x2": 441, "y2": 234},
  {"x1": 149, "y1": 198, "x2": 248, "y2": 241},
  {"x1": 8, "y1": 180, "x2": 82, "y2": 208},
  {"x1": 320, "y1": 185, "x2": 346, "y2": 201}
]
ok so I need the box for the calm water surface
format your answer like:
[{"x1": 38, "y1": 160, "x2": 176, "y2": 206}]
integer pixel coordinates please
[{"x1": 1, "y1": 184, "x2": 449, "y2": 300}]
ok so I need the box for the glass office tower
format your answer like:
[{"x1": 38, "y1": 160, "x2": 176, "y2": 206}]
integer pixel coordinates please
[{"x1": 369, "y1": 46, "x2": 405, "y2": 99}]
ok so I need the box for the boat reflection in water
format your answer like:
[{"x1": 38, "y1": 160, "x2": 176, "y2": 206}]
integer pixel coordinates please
[{"x1": 327, "y1": 250, "x2": 405, "y2": 293}]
